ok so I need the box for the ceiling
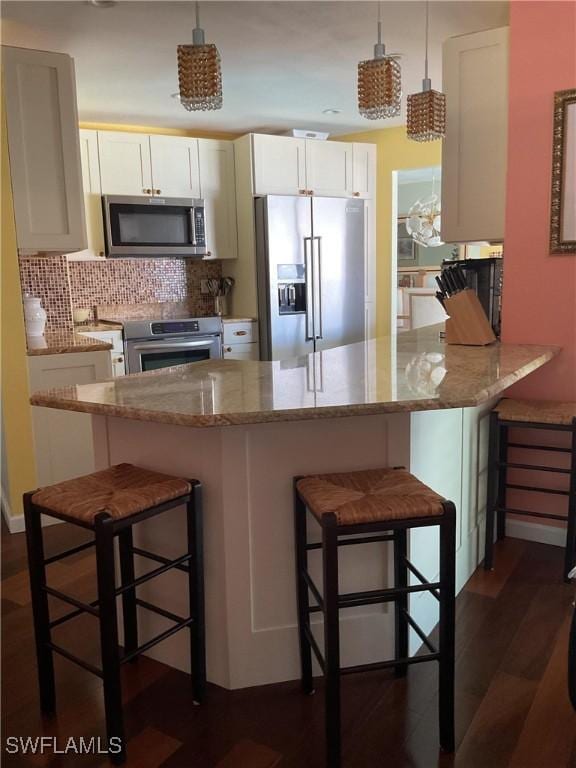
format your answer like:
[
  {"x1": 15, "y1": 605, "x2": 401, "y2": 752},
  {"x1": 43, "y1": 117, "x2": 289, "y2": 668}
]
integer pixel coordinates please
[{"x1": 1, "y1": 0, "x2": 508, "y2": 135}]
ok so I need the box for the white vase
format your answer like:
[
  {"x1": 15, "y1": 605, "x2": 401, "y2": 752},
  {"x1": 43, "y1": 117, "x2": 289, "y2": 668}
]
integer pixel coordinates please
[{"x1": 24, "y1": 295, "x2": 47, "y2": 337}]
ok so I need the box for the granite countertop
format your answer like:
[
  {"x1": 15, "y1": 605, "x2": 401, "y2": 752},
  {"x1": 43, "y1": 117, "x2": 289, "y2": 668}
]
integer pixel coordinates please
[
  {"x1": 222, "y1": 317, "x2": 257, "y2": 324},
  {"x1": 75, "y1": 322, "x2": 123, "y2": 332},
  {"x1": 27, "y1": 331, "x2": 113, "y2": 356},
  {"x1": 29, "y1": 324, "x2": 559, "y2": 426}
]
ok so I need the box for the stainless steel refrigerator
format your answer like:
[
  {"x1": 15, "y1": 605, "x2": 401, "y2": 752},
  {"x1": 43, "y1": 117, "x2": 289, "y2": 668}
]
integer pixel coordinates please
[{"x1": 255, "y1": 195, "x2": 365, "y2": 360}]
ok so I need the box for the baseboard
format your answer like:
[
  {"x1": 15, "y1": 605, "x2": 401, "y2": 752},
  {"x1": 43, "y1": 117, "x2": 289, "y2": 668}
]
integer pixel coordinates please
[{"x1": 507, "y1": 518, "x2": 566, "y2": 548}]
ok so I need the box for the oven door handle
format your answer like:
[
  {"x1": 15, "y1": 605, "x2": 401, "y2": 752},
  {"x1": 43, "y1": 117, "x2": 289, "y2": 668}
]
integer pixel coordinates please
[{"x1": 132, "y1": 340, "x2": 215, "y2": 352}]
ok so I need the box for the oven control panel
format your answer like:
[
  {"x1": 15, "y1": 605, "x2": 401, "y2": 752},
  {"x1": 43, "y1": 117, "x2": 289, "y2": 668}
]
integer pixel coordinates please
[{"x1": 151, "y1": 320, "x2": 200, "y2": 335}]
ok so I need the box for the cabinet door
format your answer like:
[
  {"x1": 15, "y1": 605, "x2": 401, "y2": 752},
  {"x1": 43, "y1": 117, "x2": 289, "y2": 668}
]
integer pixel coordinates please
[
  {"x1": 252, "y1": 134, "x2": 307, "y2": 196},
  {"x1": 198, "y1": 139, "x2": 238, "y2": 260},
  {"x1": 68, "y1": 129, "x2": 105, "y2": 259},
  {"x1": 352, "y1": 143, "x2": 376, "y2": 199},
  {"x1": 442, "y1": 27, "x2": 508, "y2": 243},
  {"x1": 3, "y1": 47, "x2": 86, "y2": 252},
  {"x1": 28, "y1": 351, "x2": 112, "y2": 486},
  {"x1": 223, "y1": 343, "x2": 259, "y2": 360},
  {"x1": 305, "y1": 140, "x2": 354, "y2": 197},
  {"x1": 97, "y1": 131, "x2": 153, "y2": 195},
  {"x1": 149, "y1": 135, "x2": 201, "y2": 198}
]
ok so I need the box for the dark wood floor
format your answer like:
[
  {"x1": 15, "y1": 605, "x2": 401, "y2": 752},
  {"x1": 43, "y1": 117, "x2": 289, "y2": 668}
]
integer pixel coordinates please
[{"x1": 2, "y1": 519, "x2": 575, "y2": 767}]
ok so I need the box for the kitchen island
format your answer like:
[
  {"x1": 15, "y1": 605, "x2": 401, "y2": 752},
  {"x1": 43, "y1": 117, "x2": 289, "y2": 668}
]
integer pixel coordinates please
[{"x1": 31, "y1": 325, "x2": 559, "y2": 688}]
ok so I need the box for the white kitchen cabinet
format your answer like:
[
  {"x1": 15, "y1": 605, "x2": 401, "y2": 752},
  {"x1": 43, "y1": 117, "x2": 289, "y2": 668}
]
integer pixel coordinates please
[
  {"x1": 199, "y1": 140, "x2": 238, "y2": 260},
  {"x1": 78, "y1": 329, "x2": 125, "y2": 376},
  {"x1": 68, "y1": 129, "x2": 105, "y2": 260},
  {"x1": 441, "y1": 27, "x2": 509, "y2": 243},
  {"x1": 305, "y1": 140, "x2": 353, "y2": 197},
  {"x1": 223, "y1": 343, "x2": 260, "y2": 361},
  {"x1": 3, "y1": 46, "x2": 86, "y2": 253},
  {"x1": 97, "y1": 131, "x2": 153, "y2": 195},
  {"x1": 222, "y1": 320, "x2": 259, "y2": 360},
  {"x1": 28, "y1": 350, "x2": 112, "y2": 487},
  {"x1": 352, "y1": 143, "x2": 377, "y2": 199},
  {"x1": 252, "y1": 134, "x2": 307, "y2": 196},
  {"x1": 149, "y1": 135, "x2": 201, "y2": 198}
]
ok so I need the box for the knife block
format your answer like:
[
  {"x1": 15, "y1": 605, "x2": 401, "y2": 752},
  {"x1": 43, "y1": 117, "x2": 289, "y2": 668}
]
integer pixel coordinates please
[{"x1": 444, "y1": 289, "x2": 496, "y2": 346}]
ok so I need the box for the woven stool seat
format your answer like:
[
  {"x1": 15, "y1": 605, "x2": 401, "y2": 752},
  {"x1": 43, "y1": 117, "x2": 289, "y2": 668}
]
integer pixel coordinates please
[
  {"x1": 296, "y1": 468, "x2": 445, "y2": 526},
  {"x1": 496, "y1": 398, "x2": 576, "y2": 426},
  {"x1": 32, "y1": 463, "x2": 191, "y2": 525}
]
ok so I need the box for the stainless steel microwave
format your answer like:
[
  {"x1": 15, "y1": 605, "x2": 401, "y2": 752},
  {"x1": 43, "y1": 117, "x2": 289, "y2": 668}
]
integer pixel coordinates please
[{"x1": 102, "y1": 195, "x2": 207, "y2": 257}]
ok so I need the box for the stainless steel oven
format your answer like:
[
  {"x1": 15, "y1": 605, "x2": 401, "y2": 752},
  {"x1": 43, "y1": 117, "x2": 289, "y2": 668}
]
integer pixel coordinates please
[
  {"x1": 124, "y1": 318, "x2": 222, "y2": 374},
  {"x1": 102, "y1": 195, "x2": 207, "y2": 258}
]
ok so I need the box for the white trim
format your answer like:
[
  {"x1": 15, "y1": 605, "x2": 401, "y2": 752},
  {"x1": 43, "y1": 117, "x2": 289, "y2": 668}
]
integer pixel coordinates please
[
  {"x1": 507, "y1": 518, "x2": 566, "y2": 548},
  {"x1": 2, "y1": 489, "x2": 25, "y2": 533}
]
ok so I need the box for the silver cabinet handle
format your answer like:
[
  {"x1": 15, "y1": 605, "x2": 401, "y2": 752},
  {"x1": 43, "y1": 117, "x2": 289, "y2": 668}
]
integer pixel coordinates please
[
  {"x1": 155, "y1": 189, "x2": 161, "y2": 195},
  {"x1": 314, "y1": 236, "x2": 323, "y2": 340},
  {"x1": 133, "y1": 340, "x2": 212, "y2": 351},
  {"x1": 143, "y1": 188, "x2": 152, "y2": 195}
]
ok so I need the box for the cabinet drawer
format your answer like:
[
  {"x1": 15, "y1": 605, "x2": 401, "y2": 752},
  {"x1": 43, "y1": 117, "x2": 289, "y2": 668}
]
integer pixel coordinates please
[
  {"x1": 223, "y1": 321, "x2": 257, "y2": 344},
  {"x1": 223, "y1": 342, "x2": 259, "y2": 361}
]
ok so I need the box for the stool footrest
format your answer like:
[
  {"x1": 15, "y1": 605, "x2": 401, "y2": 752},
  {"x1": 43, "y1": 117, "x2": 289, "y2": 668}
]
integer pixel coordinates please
[
  {"x1": 340, "y1": 652, "x2": 440, "y2": 676},
  {"x1": 44, "y1": 586, "x2": 99, "y2": 617},
  {"x1": 497, "y1": 506, "x2": 567, "y2": 522},
  {"x1": 44, "y1": 539, "x2": 95, "y2": 566},
  {"x1": 49, "y1": 598, "x2": 99, "y2": 629},
  {"x1": 115, "y1": 552, "x2": 192, "y2": 595},
  {"x1": 303, "y1": 571, "x2": 324, "y2": 610},
  {"x1": 505, "y1": 483, "x2": 570, "y2": 496},
  {"x1": 338, "y1": 582, "x2": 441, "y2": 609},
  {"x1": 135, "y1": 597, "x2": 187, "y2": 625},
  {"x1": 507, "y1": 442, "x2": 571, "y2": 454},
  {"x1": 121, "y1": 616, "x2": 195, "y2": 665},
  {"x1": 402, "y1": 608, "x2": 437, "y2": 654},
  {"x1": 131, "y1": 546, "x2": 190, "y2": 574},
  {"x1": 47, "y1": 642, "x2": 103, "y2": 678},
  {"x1": 404, "y1": 558, "x2": 440, "y2": 601},
  {"x1": 303, "y1": 625, "x2": 325, "y2": 673}
]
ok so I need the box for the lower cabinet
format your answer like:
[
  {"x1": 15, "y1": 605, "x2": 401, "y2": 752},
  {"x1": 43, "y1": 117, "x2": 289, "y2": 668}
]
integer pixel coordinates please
[
  {"x1": 78, "y1": 330, "x2": 125, "y2": 376},
  {"x1": 28, "y1": 350, "x2": 112, "y2": 487},
  {"x1": 222, "y1": 320, "x2": 259, "y2": 360}
]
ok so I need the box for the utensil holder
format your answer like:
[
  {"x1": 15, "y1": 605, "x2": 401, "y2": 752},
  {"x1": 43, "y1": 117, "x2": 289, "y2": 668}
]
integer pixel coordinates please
[
  {"x1": 215, "y1": 295, "x2": 228, "y2": 317},
  {"x1": 444, "y1": 289, "x2": 496, "y2": 346}
]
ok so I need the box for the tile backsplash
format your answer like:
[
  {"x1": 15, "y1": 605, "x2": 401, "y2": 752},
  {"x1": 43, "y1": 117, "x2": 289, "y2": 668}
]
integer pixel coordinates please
[{"x1": 19, "y1": 256, "x2": 222, "y2": 331}]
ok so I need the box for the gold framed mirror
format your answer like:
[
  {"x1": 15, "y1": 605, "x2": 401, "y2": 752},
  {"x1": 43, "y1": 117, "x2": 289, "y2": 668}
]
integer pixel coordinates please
[{"x1": 550, "y1": 88, "x2": 576, "y2": 254}]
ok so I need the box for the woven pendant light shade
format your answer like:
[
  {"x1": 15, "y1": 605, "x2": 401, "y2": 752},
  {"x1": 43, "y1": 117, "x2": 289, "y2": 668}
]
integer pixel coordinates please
[
  {"x1": 358, "y1": 56, "x2": 401, "y2": 120},
  {"x1": 177, "y1": 2, "x2": 222, "y2": 112},
  {"x1": 407, "y1": 88, "x2": 446, "y2": 141}
]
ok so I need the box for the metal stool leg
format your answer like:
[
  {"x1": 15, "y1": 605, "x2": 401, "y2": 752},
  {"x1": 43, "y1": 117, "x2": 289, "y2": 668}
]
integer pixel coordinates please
[
  {"x1": 322, "y1": 514, "x2": 341, "y2": 768},
  {"x1": 187, "y1": 482, "x2": 206, "y2": 704},
  {"x1": 23, "y1": 493, "x2": 56, "y2": 715},
  {"x1": 496, "y1": 423, "x2": 509, "y2": 541},
  {"x1": 118, "y1": 528, "x2": 138, "y2": 660},
  {"x1": 95, "y1": 513, "x2": 125, "y2": 765},
  {"x1": 564, "y1": 419, "x2": 576, "y2": 582},
  {"x1": 485, "y1": 411, "x2": 499, "y2": 570},
  {"x1": 294, "y1": 484, "x2": 314, "y2": 694},
  {"x1": 394, "y1": 528, "x2": 409, "y2": 677},
  {"x1": 439, "y1": 502, "x2": 456, "y2": 753}
]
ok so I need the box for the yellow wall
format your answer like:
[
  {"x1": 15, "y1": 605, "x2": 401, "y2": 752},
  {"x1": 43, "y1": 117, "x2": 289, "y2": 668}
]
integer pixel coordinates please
[
  {"x1": 1, "y1": 96, "x2": 37, "y2": 520},
  {"x1": 338, "y1": 126, "x2": 442, "y2": 337}
]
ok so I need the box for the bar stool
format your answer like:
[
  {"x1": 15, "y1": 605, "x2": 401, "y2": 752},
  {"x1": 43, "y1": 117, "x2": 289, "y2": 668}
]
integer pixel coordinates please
[
  {"x1": 294, "y1": 467, "x2": 456, "y2": 768},
  {"x1": 23, "y1": 463, "x2": 205, "y2": 765},
  {"x1": 484, "y1": 398, "x2": 576, "y2": 581}
]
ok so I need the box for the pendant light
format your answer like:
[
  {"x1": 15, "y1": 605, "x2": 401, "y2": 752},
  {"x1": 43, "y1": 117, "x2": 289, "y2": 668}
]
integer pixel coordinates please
[
  {"x1": 405, "y1": 173, "x2": 444, "y2": 247},
  {"x1": 358, "y1": 2, "x2": 401, "y2": 120},
  {"x1": 177, "y1": 1, "x2": 222, "y2": 111},
  {"x1": 406, "y1": 1, "x2": 445, "y2": 141}
]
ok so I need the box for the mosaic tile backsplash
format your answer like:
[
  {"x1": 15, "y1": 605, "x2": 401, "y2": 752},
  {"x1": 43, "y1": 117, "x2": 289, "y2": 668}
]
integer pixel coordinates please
[{"x1": 19, "y1": 257, "x2": 222, "y2": 331}]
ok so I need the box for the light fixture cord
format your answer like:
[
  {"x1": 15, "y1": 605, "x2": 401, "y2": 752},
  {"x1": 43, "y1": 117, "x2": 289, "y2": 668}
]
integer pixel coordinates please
[
  {"x1": 377, "y1": 1, "x2": 382, "y2": 45},
  {"x1": 195, "y1": 0, "x2": 200, "y2": 29},
  {"x1": 424, "y1": 0, "x2": 429, "y2": 81}
]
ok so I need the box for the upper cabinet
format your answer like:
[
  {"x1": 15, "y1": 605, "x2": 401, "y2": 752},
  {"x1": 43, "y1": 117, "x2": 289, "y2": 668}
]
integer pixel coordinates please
[
  {"x1": 441, "y1": 27, "x2": 509, "y2": 243},
  {"x1": 252, "y1": 135, "x2": 307, "y2": 196},
  {"x1": 198, "y1": 139, "x2": 238, "y2": 260},
  {"x1": 3, "y1": 46, "x2": 86, "y2": 252},
  {"x1": 149, "y1": 134, "x2": 201, "y2": 198},
  {"x1": 305, "y1": 140, "x2": 353, "y2": 197},
  {"x1": 73, "y1": 129, "x2": 105, "y2": 259},
  {"x1": 251, "y1": 134, "x2": 375, "y2": 198},
  {"x1": 97, "y1": 131, "x2": 153, "y2": 195}
]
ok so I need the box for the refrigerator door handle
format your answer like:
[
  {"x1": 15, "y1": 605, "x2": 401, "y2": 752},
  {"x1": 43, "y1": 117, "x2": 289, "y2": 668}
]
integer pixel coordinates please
[
  {"x1": 304, "y1": 236, "x2": 315, "y2": 341},
  {"x1": 314, "y1": 236, "x2": 323, "y2": 339}
]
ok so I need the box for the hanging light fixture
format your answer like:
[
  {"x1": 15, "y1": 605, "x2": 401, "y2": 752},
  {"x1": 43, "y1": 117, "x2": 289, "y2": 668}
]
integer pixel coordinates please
[
  {"x1": 407, "y1": 1, "x2": 445, "y2": 141},
  {"x1": 406, "y1": 173, "x2": 444, "y2": 247},
  {"x1": 177, "y1": 1, "x2": 222, "y2": 111},
  {"x1": 358, "y1": 2, "x2": 401, "y2": 120}
]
